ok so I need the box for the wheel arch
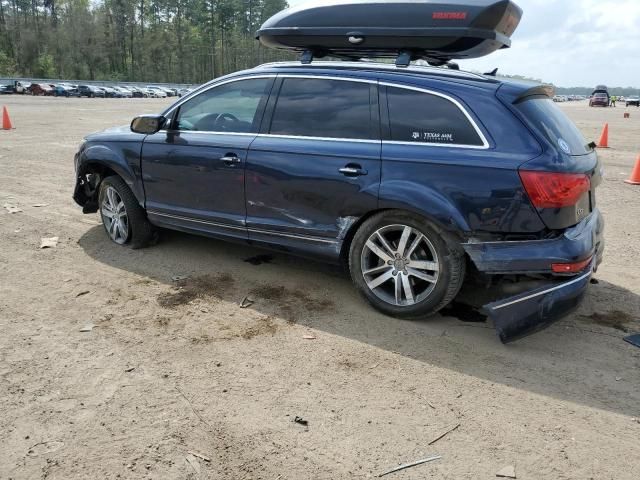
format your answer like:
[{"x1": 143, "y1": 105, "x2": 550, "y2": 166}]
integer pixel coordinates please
[
  {"x1": 74, "y1": 146, "x2": 143, "y2": 213},
  {"x1": 339, "y1": 206, "x2": 467, "y2": 265}
]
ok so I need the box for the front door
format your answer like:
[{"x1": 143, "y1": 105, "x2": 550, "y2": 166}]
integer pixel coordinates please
[
  {"x1": 245, "y1": 76, "x2": 381, "y2": 257},
  {"x1": 141, "y1": 77, "x2": 274, "y2": 240}
]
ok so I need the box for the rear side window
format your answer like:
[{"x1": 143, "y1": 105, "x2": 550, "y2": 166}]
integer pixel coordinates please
[
  {"x1": 517, "y1": 98, "x2": 590, "y2": 155},
  {"x1": 386, "y1": 86, "x2": 485, "y2": 147},
  {"x1": 270, "y1": 78, "x2": 372, "y2": 140}
]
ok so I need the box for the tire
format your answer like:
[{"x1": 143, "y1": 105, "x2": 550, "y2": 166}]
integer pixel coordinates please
[
  {"x1": 98, "y1": 176, "x2": 157, "y2": 249},
  {"x1": 348, "y1": 210, "x2": 465, "y2": 319}
]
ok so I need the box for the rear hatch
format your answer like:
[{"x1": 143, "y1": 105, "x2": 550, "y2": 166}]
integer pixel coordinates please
[{"x1": 514, "y1": 96, "x2": 602, "y2": 230}]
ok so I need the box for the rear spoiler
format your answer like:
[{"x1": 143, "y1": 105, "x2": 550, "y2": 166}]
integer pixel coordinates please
[{"x1": 513, "y1": 84, "x2": 555, "y2": 104}]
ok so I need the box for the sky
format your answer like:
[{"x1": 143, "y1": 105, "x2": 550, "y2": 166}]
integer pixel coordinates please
[{"x1": 285, "y1": 0, "x2": 640, "y2": 87}]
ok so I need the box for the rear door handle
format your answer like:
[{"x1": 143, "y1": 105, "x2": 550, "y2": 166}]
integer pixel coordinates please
[
  {"x1": 220, "y1": 153, "x2": 241, "y2": 166},
  {"x1": 339, "y1": 164, "x2": 368, "y2": 177}
]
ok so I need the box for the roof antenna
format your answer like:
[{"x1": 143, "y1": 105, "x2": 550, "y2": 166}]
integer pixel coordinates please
[{"x1": 484, "y1": 67, "x2": 499, "y2": 76}]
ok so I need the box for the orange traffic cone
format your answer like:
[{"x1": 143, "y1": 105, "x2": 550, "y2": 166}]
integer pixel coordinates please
[
  {"x1": 597, "y1": 123, "x2": 609, "y2": 148},
  {"x1": 625, "y1": 155, "x2": 640, "y2": 185},
  {"x1": 2, "y1": 106, "x2": 12, "y2": 130}
]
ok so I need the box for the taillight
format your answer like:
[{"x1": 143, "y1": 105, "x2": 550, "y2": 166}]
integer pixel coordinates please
[{"x1": 519, "y1": 171, "x2": 590, "y2": 208}]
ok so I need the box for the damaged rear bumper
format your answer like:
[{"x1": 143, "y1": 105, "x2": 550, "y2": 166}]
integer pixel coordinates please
[
  {"x1": 463, "y1": 209, "x2": 604, "y2": 343},
  {"x1": 483, "y1": 263, "x2": 594, "y2": 343}
]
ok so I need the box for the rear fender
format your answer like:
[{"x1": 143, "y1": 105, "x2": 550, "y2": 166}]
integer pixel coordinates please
[{"x1": 378, "y1": 180, "x2": 470, "y2": 234}]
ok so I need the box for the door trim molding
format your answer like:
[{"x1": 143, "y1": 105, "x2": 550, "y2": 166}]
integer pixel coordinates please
[{"x1": 147, "y1": 210, "x2": 339, "y2": 244}]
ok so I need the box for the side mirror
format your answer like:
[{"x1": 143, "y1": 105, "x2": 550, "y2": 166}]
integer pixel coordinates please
[{"x1": 130, "y1": 115, "x2": 165, "y2": 134}]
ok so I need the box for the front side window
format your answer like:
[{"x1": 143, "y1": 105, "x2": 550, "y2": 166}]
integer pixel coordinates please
[
  {"x1": 386, "y1": 86, "x2": 484, "y2": 146},
  {"x1": 269, "y1": 78, "x2": 372, "y2": 140},
  {"x1": 175, "y1": 78, "x2": 270, "y2": 133}
]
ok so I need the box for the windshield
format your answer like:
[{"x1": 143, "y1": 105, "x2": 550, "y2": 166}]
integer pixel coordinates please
[{"x1": 517, "y1": 97, "x2": 591, "y2": 156}]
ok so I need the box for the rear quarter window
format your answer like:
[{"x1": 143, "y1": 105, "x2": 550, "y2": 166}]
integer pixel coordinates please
[
  {"x1": 386, "y1": 86, "x2": 485, "y2": 147},
  {"x1": 517, "y1": 98, "x2": 590, "y2": 155}
]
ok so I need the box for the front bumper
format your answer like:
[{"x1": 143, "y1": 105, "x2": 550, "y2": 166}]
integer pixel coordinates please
[{"x1": 463, "y1": 209, "x2": 604, "y2": 343}]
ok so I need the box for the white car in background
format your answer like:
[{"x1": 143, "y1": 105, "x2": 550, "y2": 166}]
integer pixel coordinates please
[{"x1": 145, "y1": 86, "x2": 167, "y2": 98}]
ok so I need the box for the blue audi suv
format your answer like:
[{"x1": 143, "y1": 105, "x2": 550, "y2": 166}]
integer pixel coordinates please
[{"x1": 73, "y1": 61, "x2": 604, "y2": 342}]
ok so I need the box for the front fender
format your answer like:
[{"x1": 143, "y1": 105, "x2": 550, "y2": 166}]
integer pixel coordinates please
[
  {"x1": 74, "y1": 141, "x2": 144, "y2": 212},
  {"x1": 378, "y1": 180, "x2": 471, "y2": 234}
]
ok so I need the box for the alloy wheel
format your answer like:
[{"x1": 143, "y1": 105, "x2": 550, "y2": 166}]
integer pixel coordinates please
[
  {"x1": 360, "y1": 224, "x2": 440, "y2": 306},
  {"x1": 101, "y1": 186, "x2": 129, "y2": 244}
]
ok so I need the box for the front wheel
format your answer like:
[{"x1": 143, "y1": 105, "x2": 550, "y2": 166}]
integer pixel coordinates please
[
  {"x1": 98, "y1": 176, "x2": 157, "y2": 249},
  {"x1": 348, "y1": 211, "x2": 465, "y2": 319}
]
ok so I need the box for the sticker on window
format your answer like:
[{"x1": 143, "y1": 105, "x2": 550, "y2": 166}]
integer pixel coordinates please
[
  {"x1": 558, "y1": 138, "x2": 571, "y2": 154},
  {"x1": 411, "y1": 131, "x2": 455, "y2": 143}
]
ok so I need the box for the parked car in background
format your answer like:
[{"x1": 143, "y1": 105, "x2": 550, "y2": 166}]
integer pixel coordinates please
[
  {"x1": 54, "y1": 84, "x2": 79, "y2": 97},
  {"x1": 126, "y1": 86, "x2": 148, "y2": 98},
  {"x1": 112, "y1": 86, "x2": 133, "y2": 98},
  {"x1": 120, "y1": 86, "x2": 138, "y2": 97},
  {"x1": 97, "y1": 86, "x2": 117, "y2": 98},
  {"x1": 78, "y1": 85, "x2": 106, "y2": 98},
  {"x1": 29, "y1": 83, "x2": 54, "y2": 96},
  {"x1": 157, "y1": 86, "x2": 175, "y2": 96},
  {"x1": 146, "y1": 86, "x2": 168, "y2": 98},
  {"x1": 625, "y1": 96, "x2": 640, "y2": 107},
  {"x1": 6, "y1": 80, "x2": 30, "y2": 94},
  {"x1": 589, "y1": 92, "x2": 609, "y2": 107},
  {"x1": 178, "y1": 88, "x2": 194, "y2": 97},
  {"x1": 0, "y1": 84, "x2": 13, "y2": 94}
]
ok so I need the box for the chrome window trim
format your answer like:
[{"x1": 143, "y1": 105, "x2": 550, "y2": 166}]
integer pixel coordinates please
[
  {"x1": 159, "y1": 73, "x2": 490, "y2": 150},
  {"x1": 380, "y1": 81, "x2": 490, "y2": 150},
  {"x1": 276, "y1": 74, "x2": 377, "y2": 85},
  {"x1": 382, "y1": 140, "x2": 489, "y2": 150},
  {"x1": 256, "y1": 133, "x2": 380, "y2": 144},
  {"x1": 148, "y1": 210, "x2": 338, "y2": 244},
  {"x1": 158, "y1": 130, "x2": 257, "y2": 137},
  {"x1": 162, "y1": 74, "x2": 278, "y2": 120}
]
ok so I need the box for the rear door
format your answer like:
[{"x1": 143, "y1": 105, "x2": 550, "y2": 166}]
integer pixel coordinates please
[{"x1": 245, "y1": 76, "x2": 381, "y2": 253}]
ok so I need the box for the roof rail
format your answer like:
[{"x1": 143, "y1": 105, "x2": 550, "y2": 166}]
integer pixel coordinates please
[{"x1": 255, "y1": 61, "x2": 489, "y2": 81}]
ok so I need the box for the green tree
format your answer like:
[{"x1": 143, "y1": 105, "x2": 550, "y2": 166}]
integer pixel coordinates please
[{"x1": 0, "y1": 0, "x2": 292, "y2": 83}]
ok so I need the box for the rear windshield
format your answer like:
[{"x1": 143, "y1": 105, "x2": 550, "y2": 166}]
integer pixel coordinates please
[{"x1": 517, "y1": 97, "x2": 591, "y2": 156}]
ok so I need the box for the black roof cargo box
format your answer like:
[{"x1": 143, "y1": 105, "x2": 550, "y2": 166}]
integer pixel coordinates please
[{"x1": 257, "y1": 0, "x2": 522, "y2": 65}]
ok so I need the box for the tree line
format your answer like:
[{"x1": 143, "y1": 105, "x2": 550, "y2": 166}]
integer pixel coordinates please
[{"x1": 0, "y1": 0, "x2": 292, "y2": 84}]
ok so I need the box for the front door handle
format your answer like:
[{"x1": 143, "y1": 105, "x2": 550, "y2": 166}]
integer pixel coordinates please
[
  {"x1": 220, "y1": 153, "x2": 241, "y2": 166},
  {"x1": 339, "y1": 164, "x2": 368, "y2": 177}
]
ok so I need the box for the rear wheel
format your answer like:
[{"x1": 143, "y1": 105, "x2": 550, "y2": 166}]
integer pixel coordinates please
[
  {"x1": 98, "y1": 176, "x2": 157, "y2": 249},
  {"x1": 349, "y1": 211, "x2": 465, "y2": 319}
]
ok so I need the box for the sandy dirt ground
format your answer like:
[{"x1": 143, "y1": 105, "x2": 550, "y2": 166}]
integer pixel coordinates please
[{"x1": 1, "y1": 95, "x2": 639, "y2": 480}]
